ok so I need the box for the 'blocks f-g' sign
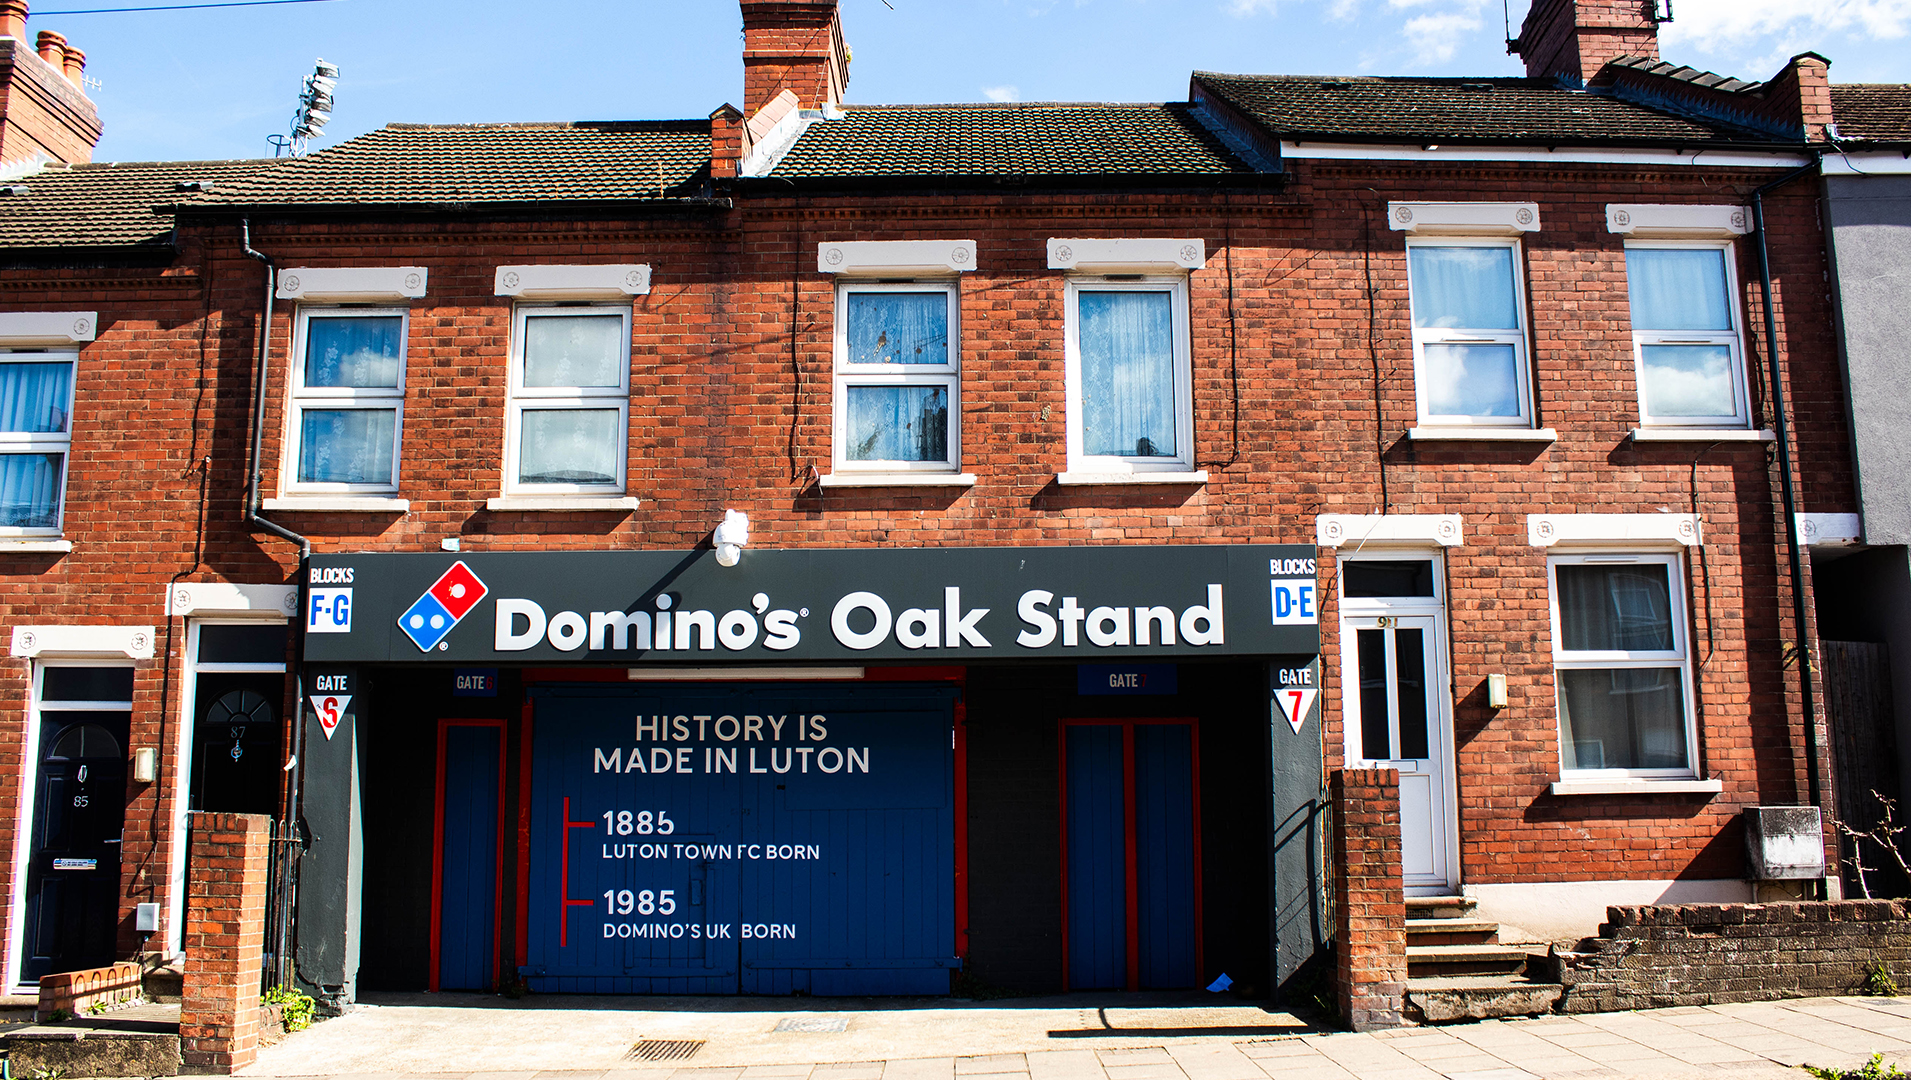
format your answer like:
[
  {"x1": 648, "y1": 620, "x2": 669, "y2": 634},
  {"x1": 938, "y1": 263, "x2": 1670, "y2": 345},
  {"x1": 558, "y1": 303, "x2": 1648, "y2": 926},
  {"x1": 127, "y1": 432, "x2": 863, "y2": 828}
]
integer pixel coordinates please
[{"x1": 397, "y1": 561, "x2": 489, "y2": 652}]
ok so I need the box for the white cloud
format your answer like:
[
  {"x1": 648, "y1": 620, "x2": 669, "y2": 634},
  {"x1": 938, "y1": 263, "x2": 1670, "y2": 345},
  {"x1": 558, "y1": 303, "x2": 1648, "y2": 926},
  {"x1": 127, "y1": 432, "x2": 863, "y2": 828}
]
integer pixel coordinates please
[
  {"x1": 1661, "y1": 0, "x2": 1910, "y2": 76},
  {"x1": 1402, "y1": 9, "x2": 1484, "y2": 62},
  {"x1": 982, "y1": 85, "x2": 1021, "y2": 102},
  {"x1": 1225, "y1": 0, "x2": 1282, "y2": 14}
]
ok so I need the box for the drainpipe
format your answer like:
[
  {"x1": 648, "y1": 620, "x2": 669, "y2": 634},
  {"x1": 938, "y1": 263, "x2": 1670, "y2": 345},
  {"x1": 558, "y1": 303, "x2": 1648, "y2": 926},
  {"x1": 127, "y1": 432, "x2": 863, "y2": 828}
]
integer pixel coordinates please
[
  {"x1": 1748, "y1": 161, "x2": 1826, "y2": 846},
  {"x1": 241, "y1": 218, "x2": 310, "y2": 986}
]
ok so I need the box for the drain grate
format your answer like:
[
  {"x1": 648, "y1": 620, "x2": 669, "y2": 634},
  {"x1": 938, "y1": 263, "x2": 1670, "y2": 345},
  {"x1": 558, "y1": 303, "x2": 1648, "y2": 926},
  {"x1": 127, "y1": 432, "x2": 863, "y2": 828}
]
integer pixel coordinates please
[
  {"x1": 626, "y1": 1039, "x2": 706, "y2": 1062},
  {"x1": 774, "y1": 1016, "x2": 848, "y2": 1033}
]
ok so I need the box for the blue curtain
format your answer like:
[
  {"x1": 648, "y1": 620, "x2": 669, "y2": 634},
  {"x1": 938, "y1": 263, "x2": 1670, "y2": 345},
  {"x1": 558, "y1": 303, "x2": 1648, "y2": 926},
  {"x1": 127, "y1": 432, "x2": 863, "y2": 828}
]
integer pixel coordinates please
[
  {"x1": 304, "y1": 317, "x2": 402, "y2": 389},
  {"x1": 0, "y1": 362, "x2": 71, "y2": 433},
  {"x1": 845, "y1": 385, "x2": 948, "y2": 462},
  {"x1": 846, "y1": 293, "x2": 948, "y2": 365},
  {"x1": 1626, "y1": 248, "x2": 1730, "y2": 331},
  {"x1": 1078, "y1": 291, "x2": 1176, "y2": 458},
  {"x1": 298, "y1": 409, "x2": 396, "y2": 485},
  {"x1": 0, "y1": 453, "x2": 60, "y2": 528},
  {"x1": 1408, "y1": 246, "x2": 1518, "y2": 329}
]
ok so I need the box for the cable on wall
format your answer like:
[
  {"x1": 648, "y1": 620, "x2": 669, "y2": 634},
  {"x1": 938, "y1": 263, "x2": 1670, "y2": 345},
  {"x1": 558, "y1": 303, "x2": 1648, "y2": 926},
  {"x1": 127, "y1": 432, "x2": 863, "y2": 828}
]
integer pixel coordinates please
[{"x1": 1362, "y1": 194, "x2": 1389, "y2": 514}]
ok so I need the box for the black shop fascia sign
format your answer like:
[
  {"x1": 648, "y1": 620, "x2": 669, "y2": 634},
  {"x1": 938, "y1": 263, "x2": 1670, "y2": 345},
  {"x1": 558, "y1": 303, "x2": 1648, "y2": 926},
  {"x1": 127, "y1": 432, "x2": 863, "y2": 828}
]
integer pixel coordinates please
[{"x1": 302, "y1": 544, "x2": 1320, "y2": 664}]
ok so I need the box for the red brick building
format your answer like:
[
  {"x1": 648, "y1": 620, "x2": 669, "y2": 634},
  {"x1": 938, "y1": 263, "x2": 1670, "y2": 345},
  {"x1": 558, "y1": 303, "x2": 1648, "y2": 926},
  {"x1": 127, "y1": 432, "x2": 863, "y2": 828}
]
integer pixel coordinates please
[{"x1": 0, "y1": 0, "x2": 1900, "y2": 1016}]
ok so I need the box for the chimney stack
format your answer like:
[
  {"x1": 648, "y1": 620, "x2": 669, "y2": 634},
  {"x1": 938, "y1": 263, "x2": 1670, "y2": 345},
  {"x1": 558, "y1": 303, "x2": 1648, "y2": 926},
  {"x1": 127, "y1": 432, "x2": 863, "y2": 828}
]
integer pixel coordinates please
[
  {"x1": 740, "y1": 0, "x2": 849, "y2": 116},
  {"x1": 0, "y1": 0, "x2": 101, "y2": 166},
  {"x1": 1510, "y1": 0, "x2": 1660, "y2": 84}
]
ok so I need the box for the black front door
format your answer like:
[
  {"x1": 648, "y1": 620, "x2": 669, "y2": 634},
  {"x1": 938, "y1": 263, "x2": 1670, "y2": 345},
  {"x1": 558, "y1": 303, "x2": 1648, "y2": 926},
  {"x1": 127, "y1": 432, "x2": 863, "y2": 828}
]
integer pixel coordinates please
[{"x1": 23, "y1": 703, "x2": 130, "y2": 982}]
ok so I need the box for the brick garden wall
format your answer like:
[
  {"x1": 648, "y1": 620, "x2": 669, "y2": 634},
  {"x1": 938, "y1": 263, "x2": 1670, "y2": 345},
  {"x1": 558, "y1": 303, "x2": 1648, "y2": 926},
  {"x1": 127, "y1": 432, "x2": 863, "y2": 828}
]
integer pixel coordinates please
[
  {"x1": 1552, "y1": 899, "x2": 1911, "y2": 1012},
  {"x1": 179, "y1": 811, "x2": 271, "y2": 1073},
  {"x1": 1332, "y1": 768, "x2": 1407, "y2": 1031}
]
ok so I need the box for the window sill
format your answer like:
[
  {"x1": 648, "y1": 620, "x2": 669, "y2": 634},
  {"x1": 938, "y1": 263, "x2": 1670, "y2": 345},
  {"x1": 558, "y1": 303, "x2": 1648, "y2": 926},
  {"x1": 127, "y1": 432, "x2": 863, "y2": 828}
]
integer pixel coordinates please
[
  {"x1": 486, "y1": 496, "x2": 640, "y2": 512},
  {"x1": 1549, "y1": 778, "x2": 1723, "y2": 796},
  {"x1": 0, "y1": 539, "x2": 71, "y2": 553},
  {"x1": 818, "y1": 473, "x2": 977, "y2": 488},
  {"x1": 1056, "y1": 470, "x2": 1209, "y2": 486},
  {"x1": 261, "y1": 497, "x2": 410, "y2": 513},
  {"x1": 1631, "y1": 427, "x2": 1775, "y2": 443},
  {"x1": 1408, "y1": 426, "x2": 1558, "y2": 443}
]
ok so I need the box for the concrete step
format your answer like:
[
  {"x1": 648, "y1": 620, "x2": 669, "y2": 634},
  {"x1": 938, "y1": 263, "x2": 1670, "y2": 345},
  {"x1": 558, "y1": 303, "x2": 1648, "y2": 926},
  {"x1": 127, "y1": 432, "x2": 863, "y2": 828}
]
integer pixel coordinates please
[
  {"x1": 0, "y1": 1027, "x2": 181, "y2": 1077},
  {"x1": 143, "y1": 965, "x2": 183, "y2": 1004},
  {"x1": 1407, "y1": 917, "x2": 1501, "y2": 946},
  {"x1": 1405, "y1": 974, "x2": 1565, "y2": 1024},
  {"x1": 1408, "y1": 943, "x2": 1531, "y2": 979},
  {"x1": 1406, "y1": 895, "x2": 1478, "y2": 920}
]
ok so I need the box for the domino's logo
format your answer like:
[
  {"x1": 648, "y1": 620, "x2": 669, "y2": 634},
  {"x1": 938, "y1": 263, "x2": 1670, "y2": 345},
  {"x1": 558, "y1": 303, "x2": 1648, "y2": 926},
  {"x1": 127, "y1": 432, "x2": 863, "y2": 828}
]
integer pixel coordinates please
[{"x1": 398, "y1": 561, "x2": 488, "y2": 652}]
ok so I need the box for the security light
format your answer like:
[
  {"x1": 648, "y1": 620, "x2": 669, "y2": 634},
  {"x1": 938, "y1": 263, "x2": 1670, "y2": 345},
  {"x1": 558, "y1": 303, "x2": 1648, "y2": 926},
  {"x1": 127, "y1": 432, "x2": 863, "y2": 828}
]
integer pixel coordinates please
[{"x1": 713, "y1": 509, "x2": 749, "y2": 567}]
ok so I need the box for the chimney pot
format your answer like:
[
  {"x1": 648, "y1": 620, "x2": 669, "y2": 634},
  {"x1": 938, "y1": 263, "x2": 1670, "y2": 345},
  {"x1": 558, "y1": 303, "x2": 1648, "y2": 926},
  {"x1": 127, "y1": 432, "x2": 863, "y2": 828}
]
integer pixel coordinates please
[
  {"x1": 0, "y1": 1, "x2": 27, "y2": 43},
  {"x1": 34, "y1": 29, "x2": 62, "y2": 68},
  {"x1": 60, "y1": 43, "x2": 82, "y2": 87}
]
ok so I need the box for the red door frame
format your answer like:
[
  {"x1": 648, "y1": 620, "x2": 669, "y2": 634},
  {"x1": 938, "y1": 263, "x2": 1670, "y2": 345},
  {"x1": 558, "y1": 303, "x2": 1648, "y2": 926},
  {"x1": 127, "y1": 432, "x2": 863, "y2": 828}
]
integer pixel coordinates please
[
  {"x1": 1057, "y1": 717, "x2": 1204, "y2": 992},
  {"x1": 428, "y1": 717, "x2": 508, "y2": 992}
]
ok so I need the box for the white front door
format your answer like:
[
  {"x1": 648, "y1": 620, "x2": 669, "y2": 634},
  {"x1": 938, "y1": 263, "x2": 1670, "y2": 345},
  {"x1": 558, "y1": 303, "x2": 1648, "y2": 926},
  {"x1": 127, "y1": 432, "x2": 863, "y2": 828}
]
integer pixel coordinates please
[{"x1": 1342, "y1": 613, "x2": 1450, "y2": 889}]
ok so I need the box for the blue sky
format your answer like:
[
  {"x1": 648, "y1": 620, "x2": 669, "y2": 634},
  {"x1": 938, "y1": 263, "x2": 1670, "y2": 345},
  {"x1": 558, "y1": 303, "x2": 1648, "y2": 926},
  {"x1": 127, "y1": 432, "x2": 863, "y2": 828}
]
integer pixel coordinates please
[{"x1": 30, "y1": 0, "x2": 1913, "y2": 163}]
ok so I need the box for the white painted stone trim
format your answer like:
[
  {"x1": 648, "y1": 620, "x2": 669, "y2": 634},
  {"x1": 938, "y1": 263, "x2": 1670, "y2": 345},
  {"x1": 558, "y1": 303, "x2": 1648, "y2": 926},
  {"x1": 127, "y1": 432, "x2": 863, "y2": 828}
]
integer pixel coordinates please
[
  {"x1": 0, "y1": 540, "x2": 70, "y2": 553},
  {"x1": 486, "y1": 496, "x2": 641, "y2": 512},
  {"x1": 261, "y1": 496, "x2": 411, "y2": 513},
  {"x1": 818, "y1": 473, "x2": 977, "y2": 488},
  {"x1": 818, "y1": 241, "x2": 977, "y2": 276},
  {"x1": 1550, "y1": 779, "x2": 1723, "y2": 795},
  {"x1": 1605, "y1": 204, "x2": 1752, "y2": 237},
  {"x1": 1046, "y1": 238, "x2": 1205, "y2": 272},
  {"x1": 1527, "y1": 513, "x2": 1700, "y2": 547},
  {"x1": 11, "y1": 624, "x2": 155, "y2": 659},
  {"x1": 166, "y1": 582, "x2": 298, "y2": 619},
  {"x1": 0, "y1": 311, "x2": 95, "y2": 343},
  {"x1": 276, "y1": 267, "x2": 427, "y2": 302},
  {"x1": 1796, "y1": 513, "x2": 1862, "y2": 547},
  {"x1": 1408, "y1": 426, "x2": 1558, "y2": 443},
  {"x1": 1631, "y1": 427, "x2": 1775, "y2": 443},
  {"x1": 1387, "y1": 202, "x2": 1539, "y2": 235},
  {"x1": 1055, "y1": 470, "x2": 1209, "y2": 486},
  {"x1": 1316, "y1": 513, "x2": 1464, "y2": 548},
  {"x1": 494, "y1": 265, "x2": 650, "y2": 299}
]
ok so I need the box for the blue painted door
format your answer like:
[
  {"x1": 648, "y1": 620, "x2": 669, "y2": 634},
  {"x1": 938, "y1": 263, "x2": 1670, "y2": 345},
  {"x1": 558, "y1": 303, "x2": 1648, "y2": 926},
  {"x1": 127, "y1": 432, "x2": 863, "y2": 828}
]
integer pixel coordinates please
[
  {"x1": 437, "y1": 724, "x2": 500, "y2": 990},
  {"x1": 1061, "y1": 721, "x2": 1198, "y2": 990},
  {"x1": 525, "y1": 685, "x2": 956, "y2": 995}
]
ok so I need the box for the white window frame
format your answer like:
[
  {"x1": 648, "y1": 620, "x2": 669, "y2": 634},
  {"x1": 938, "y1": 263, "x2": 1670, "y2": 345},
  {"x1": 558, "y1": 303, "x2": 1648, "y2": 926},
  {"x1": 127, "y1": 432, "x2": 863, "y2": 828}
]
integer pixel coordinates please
[
  {"x1": 7, "y1": 659, "x2": 135, "y2": 992},
  {"x1": 831, "y1": 280, "x2": 960, "y2": 475},
  {"x1": 1063, "y1": 275, "x2": 1195, "y2": 474},
  {"x1": 1547, "y1": 552, "x2": 1699, "y2": 780},
  {"x1": 1624, "y1": 239, "x2": 1751, "y2": 429},
  {"x1": 504, "y1": 303, "x2": 632, "y2": 497},
  {"x1": 1406, "y1": 237, "x2": 1534, "y2": 429},
  {"x1": 0, "y1": 348, "x2": 76, "y2": 538},
  {"x1": 285, "y1": 306, "x2": 408, "y2": 496}
]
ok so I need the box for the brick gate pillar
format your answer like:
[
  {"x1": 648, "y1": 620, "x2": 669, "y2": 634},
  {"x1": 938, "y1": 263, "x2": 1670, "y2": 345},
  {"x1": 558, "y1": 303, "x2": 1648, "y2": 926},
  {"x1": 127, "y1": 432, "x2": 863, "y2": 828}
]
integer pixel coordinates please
[
  {"x1": 179, "y1": 811, "x2": 272, "y2": 1073},
  {"x1": 1331, "y1": 768, "x2": 1408, "y2": 1030}
]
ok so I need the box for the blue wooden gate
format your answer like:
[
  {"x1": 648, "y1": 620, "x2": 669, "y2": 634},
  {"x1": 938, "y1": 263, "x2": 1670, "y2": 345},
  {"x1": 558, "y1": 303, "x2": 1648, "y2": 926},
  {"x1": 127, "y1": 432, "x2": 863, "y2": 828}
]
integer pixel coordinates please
[
  {"x1": 433, "y1": 720, "x2": 503, "y2": 991},
  {"x1": 524, "y1": 684, "x2": 957, "y2": 995},
  {"x1": 1060, "y1": 719, "x2": 1200, "y2": 990}
]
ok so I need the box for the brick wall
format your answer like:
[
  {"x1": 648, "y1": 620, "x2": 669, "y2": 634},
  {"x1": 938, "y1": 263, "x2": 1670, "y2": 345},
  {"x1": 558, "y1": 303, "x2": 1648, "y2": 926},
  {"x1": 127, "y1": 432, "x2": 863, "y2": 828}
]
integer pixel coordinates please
[
  {"x1": 1552, "y1": 899, "x2": 1911, "y2": 1012},
  {"x1": 0, "y1": 160, "x2": 1851, "y2": 978},
  {"x1": 179, "y1": 811, "x2": 271, "y2": 1073},
  {"x1": 1331, "y1": 768, "x2": 1406, "y2": 1031}
]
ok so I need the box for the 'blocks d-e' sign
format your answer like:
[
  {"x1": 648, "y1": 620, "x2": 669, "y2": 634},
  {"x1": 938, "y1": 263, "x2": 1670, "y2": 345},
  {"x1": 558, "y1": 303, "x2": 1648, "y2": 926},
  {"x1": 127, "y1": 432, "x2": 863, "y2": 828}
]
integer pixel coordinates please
[{"x1": 398, "y1": 561, "x2": 488, "y2": 652}]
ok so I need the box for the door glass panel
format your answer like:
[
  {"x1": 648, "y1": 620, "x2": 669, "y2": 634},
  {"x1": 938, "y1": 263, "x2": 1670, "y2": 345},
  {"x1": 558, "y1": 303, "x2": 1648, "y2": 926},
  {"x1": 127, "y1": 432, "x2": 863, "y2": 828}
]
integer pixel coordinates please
[
  {"x1": 41, "y1": 667, "x2": 133, "y2": 703},
  {"x1": 198, "y1": 624, "x2": 289, "y2": 665},
  {"x1": 1344, "y1": 560, "x2": 1435, "y2": 598},
  {"x1": 1356, "y1": 629, "x2": 1390, "y2": 759},
  {"x1": 1395, "y1": 628, "x2": 1430, "y2": 759}
]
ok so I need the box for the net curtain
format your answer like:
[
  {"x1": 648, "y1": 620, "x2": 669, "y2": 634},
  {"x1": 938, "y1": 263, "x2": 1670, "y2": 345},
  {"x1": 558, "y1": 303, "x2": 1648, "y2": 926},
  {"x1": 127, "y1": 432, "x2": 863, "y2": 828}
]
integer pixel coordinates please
[{"x1": 0, "y1": 361, "x2": 70, "y2": 528}]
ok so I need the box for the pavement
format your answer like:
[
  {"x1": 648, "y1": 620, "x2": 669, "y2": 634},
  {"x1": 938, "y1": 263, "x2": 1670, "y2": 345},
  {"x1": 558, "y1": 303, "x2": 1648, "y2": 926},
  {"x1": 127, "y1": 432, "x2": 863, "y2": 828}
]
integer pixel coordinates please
[{"x1": 234, "y1": 993, "x2": 1912, "y2": 1080}]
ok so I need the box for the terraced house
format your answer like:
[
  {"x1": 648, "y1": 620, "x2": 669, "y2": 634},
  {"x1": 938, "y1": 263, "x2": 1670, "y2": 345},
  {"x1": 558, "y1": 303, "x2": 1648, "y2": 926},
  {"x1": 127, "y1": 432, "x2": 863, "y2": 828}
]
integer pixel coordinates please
[{"x1": 0, "y1": 0, "x2": 1906, "y2": 1026}]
